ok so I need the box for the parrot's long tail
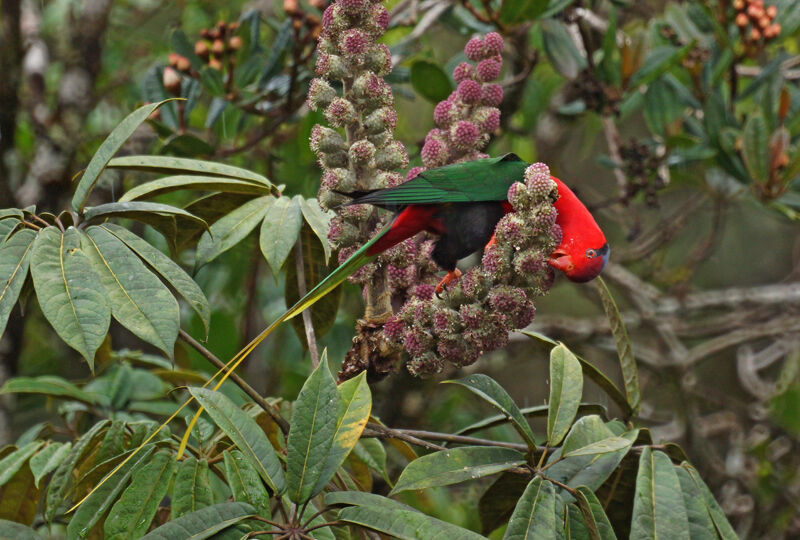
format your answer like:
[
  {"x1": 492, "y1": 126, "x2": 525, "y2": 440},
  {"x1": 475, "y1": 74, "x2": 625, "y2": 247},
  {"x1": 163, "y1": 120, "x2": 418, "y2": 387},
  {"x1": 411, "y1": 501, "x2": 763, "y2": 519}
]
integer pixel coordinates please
[{"x1": 70, "y1": 222, "x2": 393, "y2": 514}]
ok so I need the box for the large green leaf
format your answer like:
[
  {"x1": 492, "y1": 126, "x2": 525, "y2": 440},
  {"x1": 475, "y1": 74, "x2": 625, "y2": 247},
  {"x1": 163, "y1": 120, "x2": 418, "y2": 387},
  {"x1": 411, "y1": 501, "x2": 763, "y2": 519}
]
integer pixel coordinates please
[
  {"x1": 0, "y1": 463, "x2": 37, "y2": 525},
  {"x1": 353, "y1": 438, "x2": 390, "y2": 483},
  {"x1": 594, "y1": 278, "x2": 640, "y2": 413},
  {"x1": 105, "y1": 450, "x2": 175, "y2": 540},
  {"x1": 675, "y1": 467, "x2": 717, "y2": 540},
  {"x1": 337, "y1": 504, "x2": 485, "y2": 540},
  {"x1": 141, "y1": 502, "x2": 255, "y2": 540},
  {"x1": 547, "y1": 344, "x2": 584, "y2": 446},
  {"x1": 0, "y1": 228, "x2": 35, "y2": 337},
  {"x1": 285, "y1": 223, "x2": 342, "y2": 343},
  {"x1": 742, "y1": 114, "x2": 770, "y2": 184},
  {"x1": 286, "y1": 358, "x2": 339, "y2": 503},
  {"x1": 499, "y1": 0, "x2": 549, "y2": 23},
  {"x1": 503, "y1": 476, "x2": 557, "y2": 540},
  {"x1": 29, "y1": 442, "x2": 72, "y2": 488},
  {"x1": 108, "y1": 155, "x2": 271, "y2": 186},
  {"x1": 0, "y1": 376, "x2": 102, "y2": 405},
  {"x1": 678, "y1": 463, "x2": 737, "y2": 540},
  {"x1": 190, "y1": 388, "x2": 286, "y2": 493},
  {"x1": 72, "y1": 100, "x2": 175, "y2": 212},
  {"x1": 171, "y1": 456, "x2": 214, "y2": 519},
  {"x1": 120, "y1": 175, "x2": 269, "y2": 202},
  {"x1": 30, "y1": 227, "x2": 110, "y2": 367},
  {"x1": 444, "y1": 374, "x2": 536, "y2": 448},
  {"x1": 299, "y1": 197, "x2": 333, "y2": 260},
  {"x1": 410, "y1": 60, "x2": 452, "y2": 103},
  {"x1": 391, "y1": 446, "x2": 525, "y2": 494},
  {"x1": 562, "y1": 436, "x2": 633, "y2": 458},
  {"x1": 83, "y1": 201, "x2": 207, "y2": 229},
  {"x1": 259, "y1": 195, "x2": 302, "y2": 276},
  {"x1": 630, "y1": 448, "x2": 689, "y2": 540},
  {"x1": 195, "y1": 196, "x2": 271, "y2": 267},
  {"x1": 574, "y1": 486, "x2": 618, "y2": 540},
  {"x1": 542, "y1": 20, "x2": 587, "y2": 79},
  {"x1": 101, "y1": 224, "x2": 210, "y2": 337},
  {"x1": 45, "y1": 420, "x2": 110, "y2": 521},
  {"x1": 223, "y1": 450, "x2": 271, "y2": 518},
  {"x1": 67, "y1": 445, "x2": 155, "y2": 539},
  {"x1": 0, "y1": 519, "x2": 42, "y2": 540},
  {"x1": 0, "y1": 442, "x2": 43, "y2": 487},
  {"x1": 82, "y1": 226, "x2": 179, "y2": 357},
  {"x1": 312, "y1": 371, "x2": 372, "y2": 495}
]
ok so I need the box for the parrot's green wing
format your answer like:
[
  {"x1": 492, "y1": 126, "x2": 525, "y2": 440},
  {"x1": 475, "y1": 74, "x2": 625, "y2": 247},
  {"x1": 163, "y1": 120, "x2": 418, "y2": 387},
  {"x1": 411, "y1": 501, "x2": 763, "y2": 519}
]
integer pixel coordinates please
[{"x1": 354, "y1": 154, "x2": 529, "y2": 206}]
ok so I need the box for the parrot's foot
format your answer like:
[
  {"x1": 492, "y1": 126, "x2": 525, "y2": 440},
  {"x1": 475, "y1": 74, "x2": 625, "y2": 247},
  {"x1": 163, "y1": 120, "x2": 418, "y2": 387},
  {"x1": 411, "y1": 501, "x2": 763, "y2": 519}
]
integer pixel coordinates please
[
  {"x1": 435, "y1": 269, "x2": 462, "y2": 298},
  {"x1": 485, "y1": 233, "x2": 497, "y2": 251}
]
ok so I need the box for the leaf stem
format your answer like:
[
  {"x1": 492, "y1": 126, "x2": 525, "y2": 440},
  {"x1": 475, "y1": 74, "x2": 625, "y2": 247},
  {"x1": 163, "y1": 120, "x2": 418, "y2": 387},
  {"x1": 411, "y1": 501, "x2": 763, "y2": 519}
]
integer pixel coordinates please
[{"x1": 293, "y1": 235, "x2": 320, "y2": 367}]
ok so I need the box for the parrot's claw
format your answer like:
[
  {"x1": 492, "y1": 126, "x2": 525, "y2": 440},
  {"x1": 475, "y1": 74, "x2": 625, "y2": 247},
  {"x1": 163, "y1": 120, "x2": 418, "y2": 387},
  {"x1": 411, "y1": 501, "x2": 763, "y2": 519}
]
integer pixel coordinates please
[{"x1": 434, "y1": 269, "x2": 463, "y2": 298}]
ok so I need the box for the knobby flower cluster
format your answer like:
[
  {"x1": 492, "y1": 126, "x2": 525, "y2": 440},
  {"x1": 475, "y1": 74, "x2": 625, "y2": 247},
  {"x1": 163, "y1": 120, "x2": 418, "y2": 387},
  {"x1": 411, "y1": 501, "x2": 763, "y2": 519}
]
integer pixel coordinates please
[
  {"x1": 306, "y1": 0, "x2": 408, "y2": 285},
  {"x1": 385, "y1": 164, "x2": 560, "y2": 376}
]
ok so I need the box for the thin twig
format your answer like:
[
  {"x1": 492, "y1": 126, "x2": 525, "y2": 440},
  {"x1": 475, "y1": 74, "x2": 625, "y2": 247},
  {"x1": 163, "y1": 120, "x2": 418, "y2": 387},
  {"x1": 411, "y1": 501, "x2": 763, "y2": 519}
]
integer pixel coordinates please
[
  {"x1": 178, "y1": 329, "x2": 291, "y2": 434},
  {"x1": 393, "y1": 429, "x2": 529, "y2": 451},
  {"x1": 294, "y1": 235, "x2": 320, "y2": 367}
]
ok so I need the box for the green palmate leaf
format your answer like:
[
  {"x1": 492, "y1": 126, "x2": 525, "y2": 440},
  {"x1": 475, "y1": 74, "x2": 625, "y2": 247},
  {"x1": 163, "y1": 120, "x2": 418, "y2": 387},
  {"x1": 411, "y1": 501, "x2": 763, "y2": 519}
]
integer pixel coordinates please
[
  {"x1": 522, "y1": 332, "x2": 631, "y2": 419},
  {"x1": 105, "y1": 450, "x2": 175, "y2": 540},
  {"x1": 67, "y1": 445, "x2": 155, "y2": 539},
  {"x1": 0, "y1": 228, "x2": 35, "y2": 337},
  {"x1": 444, "y1": 374, "x2": 537, "y2": 448},
  {"x1": 101, "y1": 224, "x2": 210, "y2": 337},
  {"x1": 83, "y1": 201, "x2": 207, "y2": 229},
  {"x1": 259, "y1": 195, "x2": 302, "y2": 276},
  {"x1": 499, "y1": 0, "x2": 549, "y2": 24},
  {"x1": 547, "y1": 344, "x2": 584, "y2": 446},
  {"x1": 287, "y1": 357, "x2": 339, "y2": 503},
  {"x1": 675, "y1": 467, "x2": 717, "y2": 540},
  {"x1": 0, "y1": 519, "x2": 42, "y2": 540},
  {"x1": 503, "y1": 476, "x2": 557, "y2": 540},
  {"x1": 630, "y1": 449, "x2": 689, "y2": 540},
  {"x1": 0, "y1": 376, "x2": 101, "y2": 405},
  {"x1": 678, "y1": 463, "x2": 737, "y2": 540},
  {"x1": 82, "y1": 226, "x2": 179, "y2": 357},
  {"x1": 542, "y1": 20, "x2": 587, "y2": 79},
  {"x1": 285, "y1": 223, "x2": 342, "y2": 343},
  {"x1": 223, "y1": 450, "x2": 271, "y2": 519},
  {"x1": 0, "y1": 463, "x2": 37, "y2": 524},
  {"x1": 171, "y1": 457, "x2": 214, "y2": 519},
  {"x1": 30, "y1": 227, "x2": 110, "y2": 368},
  {"x1": 594, "y1": 278, "x2": 640, "y2": 413},
  {"x1": 72, "y1": 100, "x2": 176, "y2": 212},
  {"x1": 391, "y1": 446, "x2": 525, "y2": 494},
  {"x1": 195, "y1": 196, "x2": 271, "y2": 267},
  {"x1": 107, "y1": 155, "x2": 272, "y2": 186},
  {"x1": 410, "y1": 60, "x2": 452, "y2": 103},
  {"x1": 561, "y1": 436, "x2": 633, "y2": 458},
  {"x1": 336, "y1": 503, "x2": 484, "y2": 540},
  {"x1": 119, "y1": 175, "x2": 269, "y2": 202},
  {"x1": 313, "y1": 371, "x2": 372, "y2": 495},
  {"x1": 190, "y1": 388, "x2": 286, "y2": 494},
  {"x1": 299, "y1": 197, "x2": 333, "y2": 260},
  {"x1": 30, "y1": 442, "x2": 71, "y2": 488},
  {"x1": 627, "y1": 44, "x2": 693, "y2": 89},
  {"x1": 0, "y1": 442, "x2": 43, "y2": 487},
  {"x1": 45, "y1": 420, "x2": 109, "y2": 521},
  {"x1": 479, "y1": 472, "x2": 531, "y2": 535},
  {"x1": 742, "y1": 114, "x2": 770, "y2": 184},
  {"x1": 141, "y1": 502, "x2": 255, "y2": 540},
  {"x1": 574, "y1": 486, "x2": 618, "y2": 540}
]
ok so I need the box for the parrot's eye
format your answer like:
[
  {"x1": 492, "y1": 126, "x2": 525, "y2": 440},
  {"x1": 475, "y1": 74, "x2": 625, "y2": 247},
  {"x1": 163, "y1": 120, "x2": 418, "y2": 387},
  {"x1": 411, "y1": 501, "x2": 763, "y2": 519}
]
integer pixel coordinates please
[{"x1": 585, "y1": 249, "x2": 596, "y2": 259}]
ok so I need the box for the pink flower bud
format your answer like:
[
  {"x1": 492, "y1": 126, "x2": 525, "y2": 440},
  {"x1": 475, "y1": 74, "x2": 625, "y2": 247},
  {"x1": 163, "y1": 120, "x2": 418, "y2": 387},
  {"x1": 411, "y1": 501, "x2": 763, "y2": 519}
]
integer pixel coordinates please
[
  {"x1": 315, "y1": 53, "x2": 348, "y2": 79},
  {"x1": 307, "y1": 78, "x2": 337, "y2": 110},
  {"x1": 476, "y1": 57, "x2": 502, "y2": 82},
  {"x1": 452, "y1": 62, "x2": 474, "y2": 83},
  {"x1": 464, "y1": 37, "x2": 485, "y2": 61},
  {"x1": 450, "y1": 120, "x2": 480, "y2": 151},
  {"x1": 405, "y1": 166, "x2": 425, "y2": 181},
  {"x1": 481, "y1": 83, "x2": 504, "y2": 106},
  {"x1": 353, "y1": 72, "x2": 393, "y2": 109},
  {"x1": 375, "y1": 171, "x2": 404, "y2": 188},
  {"x1": 507, "y1": 182, "x2": 530, "y2": 209},
  {"x1": 375, "y1": 140, "x2": 409, "y2": 170},
  {"x1": 321, "y1": 168, "x2": 356, "y2": 191},
  {"x1": 364, "y1": 106, "x2": 397, "y2": 133},
  {"x1": 338, "y1": 0, "x2": 368, "y2": 14},
  {"x1": 472, "y1": 106, "x2": 500, "y2": 133},
  {"x1": 348, "y1": 139, "x2": 377, "y2": 165},
  {"x1": 324, "y1": 97, "x2": 358, "y2": 126},
  {"x1": 421, "y1": 138, "x2": 449, "y2": 168},
  {"x1": 411, "y1": 283, "x2": 435, "y2": 300},
  {"x1": 495, "y1": 214, "x2": 526, "y2": 245},
  {"x1": 433, "y1": 99, "x2": 456, "y2": 128},
  {"x1": 383, "y1": 316, "x2": 404, "y2": 342},
  {"x1": 457, "y1": 80, "x2": 482, "y2": 104},
  {"x1": 459, "y1": 303, "x2": 485, "y2": 329},
  {"x1": 483, "y1": 32, "x2": 505, "y2": 56},
  {"x1": 310, "y1": 124, "x2": 346, "y2": 153},
  {"x1": 339, "y1": 29, "x2": 371, "y2": 58},
  {"x1": 365, "y1": 43, "x2": 392, "y2": 75}
]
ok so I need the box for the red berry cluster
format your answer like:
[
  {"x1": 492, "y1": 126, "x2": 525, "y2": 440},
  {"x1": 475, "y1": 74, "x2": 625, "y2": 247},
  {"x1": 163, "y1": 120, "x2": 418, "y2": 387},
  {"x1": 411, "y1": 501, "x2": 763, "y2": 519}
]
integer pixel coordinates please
[{"x1": 733, "y1": 0, "x2": 781, "y2": 45}]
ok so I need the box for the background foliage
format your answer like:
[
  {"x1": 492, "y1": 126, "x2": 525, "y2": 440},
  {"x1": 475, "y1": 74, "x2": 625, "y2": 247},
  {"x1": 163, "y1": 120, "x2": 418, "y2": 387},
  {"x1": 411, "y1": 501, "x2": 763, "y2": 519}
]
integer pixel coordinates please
[{"x1": 0, "y1": 0, "x2": 799, "y2": 538}]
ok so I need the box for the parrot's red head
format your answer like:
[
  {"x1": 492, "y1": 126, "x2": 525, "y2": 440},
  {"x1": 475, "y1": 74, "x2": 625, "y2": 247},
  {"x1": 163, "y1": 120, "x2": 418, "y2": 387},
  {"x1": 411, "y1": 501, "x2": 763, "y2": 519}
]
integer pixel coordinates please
[{"x1": 547, "y1": 177, "x2": 609, "y2": 283}]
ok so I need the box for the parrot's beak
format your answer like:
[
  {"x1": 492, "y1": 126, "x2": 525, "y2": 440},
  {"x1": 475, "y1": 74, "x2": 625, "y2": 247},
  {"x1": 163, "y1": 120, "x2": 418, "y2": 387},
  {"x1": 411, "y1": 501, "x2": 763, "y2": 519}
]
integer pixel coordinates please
[{"x1": 548, "y1": 249, "x2": 574, "y2": 273}]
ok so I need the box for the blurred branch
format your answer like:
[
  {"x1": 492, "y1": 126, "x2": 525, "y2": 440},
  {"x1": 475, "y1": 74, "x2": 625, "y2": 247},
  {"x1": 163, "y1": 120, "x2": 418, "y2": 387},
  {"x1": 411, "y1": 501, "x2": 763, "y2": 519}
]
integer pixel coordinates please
[{"x1": 0, "y1": 0, "x2": 21, "y2": 208}]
